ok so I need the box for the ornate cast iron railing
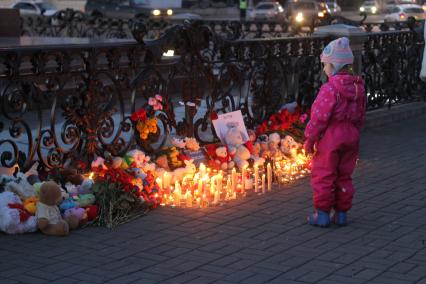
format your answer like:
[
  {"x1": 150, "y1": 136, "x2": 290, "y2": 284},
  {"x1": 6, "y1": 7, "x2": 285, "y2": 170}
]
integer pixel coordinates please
[
  {"x1": 362, "y1": 22, "x2": 426, "y2": 109},
  {"x1": 1, "y1": 21, "x2": 328, "y2": 173},
  {"x1": 1, "y1": 19, "x2": 425, "y2": 173}
]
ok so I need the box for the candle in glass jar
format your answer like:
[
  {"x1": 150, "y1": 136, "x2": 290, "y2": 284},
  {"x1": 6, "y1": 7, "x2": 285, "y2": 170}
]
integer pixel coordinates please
[{"x1": 262, "y1": 174, "x2": 266, "y2": 194}]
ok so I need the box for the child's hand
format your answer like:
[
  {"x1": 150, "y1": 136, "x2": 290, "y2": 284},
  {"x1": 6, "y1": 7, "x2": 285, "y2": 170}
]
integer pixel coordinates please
[{"x1": 303, "y1": 140, "x2": 315, "y2": 155}]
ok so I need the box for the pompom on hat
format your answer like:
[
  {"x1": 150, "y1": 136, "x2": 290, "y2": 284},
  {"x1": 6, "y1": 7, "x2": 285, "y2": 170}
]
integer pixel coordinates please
[{"x1": 320, "y1": 37, "x2": 354, "y2": 74}]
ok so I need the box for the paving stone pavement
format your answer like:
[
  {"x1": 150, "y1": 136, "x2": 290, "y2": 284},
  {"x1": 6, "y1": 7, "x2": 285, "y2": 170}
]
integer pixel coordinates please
[{"x1": 1, "y1": 113, "x2": 426, "y2": 284}]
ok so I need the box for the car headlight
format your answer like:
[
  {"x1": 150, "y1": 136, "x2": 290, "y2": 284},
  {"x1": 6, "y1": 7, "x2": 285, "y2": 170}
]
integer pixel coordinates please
[
  {"x1": 318, "y1": 12, "x2": 325, "y2": 17},
  {"x1": 295, "y1": 12, "x2": 304, "y2": 22},
  {"x1": 152, "y1": 9, "x2": 161, "y2": 16},
  {"x1": 167, "y1": 9, "x2": 173, "y2": 16},
  {"x1": 371, "y1": 6, "x2": 377, "y2": 13},
  {"x1": 360, "y1": 6, "x2": 365, "y2": 12}
]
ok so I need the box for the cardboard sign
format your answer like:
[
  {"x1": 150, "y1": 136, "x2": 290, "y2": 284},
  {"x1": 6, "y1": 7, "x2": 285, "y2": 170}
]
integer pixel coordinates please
[{"x1": 212, "y1": 110, "x2": 249, "y2": 145}]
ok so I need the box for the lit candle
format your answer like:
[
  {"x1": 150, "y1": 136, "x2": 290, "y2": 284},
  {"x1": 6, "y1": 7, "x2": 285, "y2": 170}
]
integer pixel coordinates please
[
  {"x1": 210, "y1": 176, "x2": 216, "y2": 195},
  {"x1": 217, "y1": 172, "x2": 223, "y2": 194},
  {"x1": 262, "y1": 174, "x2": 266, "y2": 194},
  {"x1": 198, "y1": 179, "x2": 203, "y2": 194},
  {"x1": 213, "y1": 190, "x2": 220, "y2": 205},
  {"x1": 242, "y1": 165, "x2": 246, "y2": 192},
  {"x1": 174, "y1": 181, "x2": 181, "y2": 206},
  {"x1": 199, "y1": 163, "x2": 206, "y2": 177},
  {"x1": 254, "y1": 165, "x2": 259, "y2": 193},
  {"x1": 185, "y1": 191, "x2": 193, "y2": 207},
  {"x1": 156, "y1": 177, "x2": 163, "y2": 191},
  {"x1": 195, "y1": 197, "x2": 201, "y2": 208},
  {"x1": 163, "y1": 172, "x2": 171, "y2": 189},
  {"x1": 226, "y1": 178, "x2": 232, "y2": 195},
  {"x1": 231, "y1": 168, "x2": 237, "y2": 193},
  {"x1": 267, "y1": 163, "x2": 272, "y2": 192}
]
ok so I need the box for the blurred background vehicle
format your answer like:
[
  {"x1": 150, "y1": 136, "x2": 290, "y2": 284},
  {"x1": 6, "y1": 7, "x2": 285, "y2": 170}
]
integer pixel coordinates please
[
  {"x1": 285, "y1": 0, "x2": 326, "y2": 27},
  {"x1": 325, "y1": 1, "x2": 342, "y2": 16},
  {"x1": 383, "y1": 3, "x2": 425, "y2": 21},
  {"x1": 10, "y1": 0, "x2": 57, "y2": 16},
  {"x1": 247, "y1": 1, "x2": 287, "y2": 22},
  {"x1": 85, "y1": 0, "x2": 181, "y2": 19},
  {"x1": 359, "y1": 0, "x2": 378, "y2": 14}
]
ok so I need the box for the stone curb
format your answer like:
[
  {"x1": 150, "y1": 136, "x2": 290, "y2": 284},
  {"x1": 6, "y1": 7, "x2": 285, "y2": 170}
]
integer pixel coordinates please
[{"x1": 364, "y1": 101, "x2": 426, "y2": 129}]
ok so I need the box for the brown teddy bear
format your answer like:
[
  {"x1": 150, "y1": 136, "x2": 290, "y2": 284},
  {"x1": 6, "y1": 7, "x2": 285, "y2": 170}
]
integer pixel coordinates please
[{"x1": 36, "y1": 181, "x2": 79, "y2": 236}]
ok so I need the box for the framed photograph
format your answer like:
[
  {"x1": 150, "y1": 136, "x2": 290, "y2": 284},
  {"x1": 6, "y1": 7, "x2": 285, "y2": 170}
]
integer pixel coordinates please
[{"x1": 212, "y1": 110, "x2": 249, "y2": 145}]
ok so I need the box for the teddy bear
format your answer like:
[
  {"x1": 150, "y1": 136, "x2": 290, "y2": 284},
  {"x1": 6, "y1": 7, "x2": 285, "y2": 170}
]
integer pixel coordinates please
[
  {"x1": 280, "y1": 135, "x2": 302, "y2": 157},
  {"x1": 224, "y1": 126, "x2": 251, "y2": 170},
  {"x1": 184, "y1": 137, "x2": 200, "y2": 152},
  {"x1": 0, "y1": 172, "x2": 36, "y2": 200},
  {"x1": 257, "y1": 134, "x2": 270, "y2": 159},
  {"x1": 171, "y1": 137, "x2": 186, "y2": 149},
  {"x1": 0, "y1": 191, "x2": 38, "y2": 234},
  {"x1": 215, "y1": 146, "x2": 235, "y2": 170},
  {"x1": 268, "y1": 133, "x2": 282, "y2": 158},
  {"x1": 36, "y1": 181, "x2": 79, "y2": 236}
]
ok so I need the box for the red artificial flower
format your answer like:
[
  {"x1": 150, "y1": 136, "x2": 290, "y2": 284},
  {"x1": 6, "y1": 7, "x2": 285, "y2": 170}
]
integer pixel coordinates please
[
  {"x1": 130, "y1": 108, "x2": 147, "y2": 122},
  {"x1": 210, "y1": 111, "x2": 218, "y2": 121}
]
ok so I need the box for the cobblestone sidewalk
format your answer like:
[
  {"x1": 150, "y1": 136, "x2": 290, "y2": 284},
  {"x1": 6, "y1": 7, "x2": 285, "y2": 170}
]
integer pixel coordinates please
[{"x1": 1, "y1": 114, "x2": 426, "y2": 284}]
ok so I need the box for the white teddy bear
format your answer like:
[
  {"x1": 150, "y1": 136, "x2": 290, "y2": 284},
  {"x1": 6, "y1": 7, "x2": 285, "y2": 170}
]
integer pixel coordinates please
[
  {"x1": 224, "y1": 126, "x2": 250, "y2": 170},
  {"x1": 0, "y1": 172, "x2": 35, "y2": 199},
  {"x1": 0, "y1": 191, "x2": 38, "y2": 234},
  {"x1": 280, "y1": 135, "x2": 302, "y2": 157}
]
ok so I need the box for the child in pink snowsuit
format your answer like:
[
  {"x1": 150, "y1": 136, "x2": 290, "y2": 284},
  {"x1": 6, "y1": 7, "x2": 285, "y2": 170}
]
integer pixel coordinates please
[{"x1": 304, "y1": 37, "x2": 366, "y2": 227}]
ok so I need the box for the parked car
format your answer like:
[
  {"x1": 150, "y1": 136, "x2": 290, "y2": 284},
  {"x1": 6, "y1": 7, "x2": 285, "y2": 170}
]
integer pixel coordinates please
[
  {"x1": 11, "y1": 0, "x2": 58, "y2": 16},
  {"x1": 247, "y1": 2, "x2": 287, "y2": 22},
  {"x1": 384, "y1": 4, "x2": 425, "y2": 21},
  {"x1": 359, "y1": 0, "x2": 378, "y2": 14},
  {"x1": 325, "y1": 1, "x2": 342, "y2": 16},
  {"x1": 85, "y1": 0, "x2": 180, "y2": 19}
]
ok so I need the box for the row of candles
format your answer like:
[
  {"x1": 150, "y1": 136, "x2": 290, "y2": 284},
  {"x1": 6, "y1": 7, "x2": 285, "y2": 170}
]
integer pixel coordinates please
[{"x1": 156, "y1": 154, "x2": 311, "y2": 208}]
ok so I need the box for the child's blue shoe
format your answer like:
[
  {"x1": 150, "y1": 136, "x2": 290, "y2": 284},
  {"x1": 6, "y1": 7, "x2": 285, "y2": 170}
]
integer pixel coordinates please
[
  {"x1": 333, "y1": 211, "x2": 347, "y2": 226},
  {"x1": 307, "y1": 210, "x2": 330, "y2": 228}
]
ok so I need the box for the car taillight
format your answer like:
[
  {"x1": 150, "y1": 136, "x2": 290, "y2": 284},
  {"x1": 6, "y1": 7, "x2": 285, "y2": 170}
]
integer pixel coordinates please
[{"x1": 399, "y1": 12, "x2": 406, "y2": 20}]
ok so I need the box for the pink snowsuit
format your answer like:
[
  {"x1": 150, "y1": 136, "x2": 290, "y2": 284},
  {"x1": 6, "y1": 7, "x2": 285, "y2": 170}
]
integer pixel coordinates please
[{"x1": 304, "y1": 73, "x2": 366, "y2": 212}]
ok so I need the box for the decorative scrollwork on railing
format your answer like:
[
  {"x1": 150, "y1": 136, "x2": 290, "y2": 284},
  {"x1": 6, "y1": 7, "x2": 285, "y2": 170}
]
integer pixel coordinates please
[{"x1": 362, "y1": 28, "x2": 425, "y2": 109}]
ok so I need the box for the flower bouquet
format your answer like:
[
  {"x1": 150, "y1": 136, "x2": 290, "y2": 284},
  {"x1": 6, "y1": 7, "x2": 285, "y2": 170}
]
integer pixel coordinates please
[
  {"x1": 256, "y1": 106, "x2": 310, "y2": 143},
  {"x1": 131, "y1": 94, "x2": 164, "y2": 153},
  {"x1": 91, "y1": 165, "x2": 161, "y2": 228}
]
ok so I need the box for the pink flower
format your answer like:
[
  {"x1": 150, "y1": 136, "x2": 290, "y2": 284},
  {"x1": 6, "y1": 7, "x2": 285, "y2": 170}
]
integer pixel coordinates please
[
  {"x1": 155, "y1": 94, "x2": 163, "y2": 102},
  {"x1": 148, "y1": 96, "x2": 163, "y2": 111},
  {"x1": 299, "y1": 114, "x2": 308, "y2": 124}
]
